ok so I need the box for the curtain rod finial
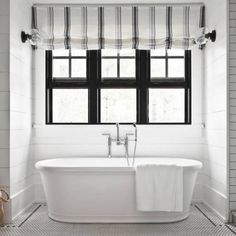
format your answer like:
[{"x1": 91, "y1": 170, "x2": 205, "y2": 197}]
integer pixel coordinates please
[
  {"x1": 21, "y1": 31, "x2": 31, "y2": 43},
  {"x1": 205, "y1": 30, "x2": 216, "y2": 42}
]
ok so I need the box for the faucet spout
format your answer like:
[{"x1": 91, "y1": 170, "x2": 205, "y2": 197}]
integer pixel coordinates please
[{"x1": 116, "y1": 123, "x2": 120, "y2": 144}]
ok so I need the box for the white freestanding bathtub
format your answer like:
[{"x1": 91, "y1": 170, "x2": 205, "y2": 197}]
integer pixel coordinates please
[{"x1": 35, "y1": 158, "x2": 202, "y2": 223}]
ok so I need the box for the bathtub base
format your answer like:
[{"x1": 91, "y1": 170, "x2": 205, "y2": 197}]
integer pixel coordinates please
[
  {"x1": 48, "y1": 211, "x2": 189, "y2": 223},
  {"x1": 36, "y1": 157, "x2": 202, "y2": 224}
]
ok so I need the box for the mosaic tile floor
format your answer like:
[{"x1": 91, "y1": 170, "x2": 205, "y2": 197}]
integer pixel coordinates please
[{"x1": 0, "y1": 203, "x2": 235, "y2": 236}]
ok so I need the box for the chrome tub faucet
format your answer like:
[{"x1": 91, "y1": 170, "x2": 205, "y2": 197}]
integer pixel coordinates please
[{"x1": 102, "y1": 123, "x2": 138, "y2": 166}]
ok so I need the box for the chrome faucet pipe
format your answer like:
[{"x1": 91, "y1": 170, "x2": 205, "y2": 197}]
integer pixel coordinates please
[
  {"x1": 116, "y1": 123, "x2": 120, "y2": 144},
  {"x1": 132, "y1": 123, "x2": 137, "y2": 166},
  {"x1": 133, "y1": 123, "x2": 137, "y2": 141}
]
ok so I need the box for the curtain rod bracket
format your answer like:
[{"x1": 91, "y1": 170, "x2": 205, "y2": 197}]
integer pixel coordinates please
[{"x1": 197, "y1": 30, "x2": 216, "y2": 50}]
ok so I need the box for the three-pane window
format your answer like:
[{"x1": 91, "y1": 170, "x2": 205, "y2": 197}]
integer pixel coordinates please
[{"x1": 46, "y1": 49, "x2": 191, "y2": 124}]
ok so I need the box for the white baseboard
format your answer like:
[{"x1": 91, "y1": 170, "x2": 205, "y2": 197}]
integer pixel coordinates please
[
  {"x1": 11, "y1": 184, "x2": 34, "y2": 220},
  {"x1": 202, "y1": 184, "x2": 228, "y2": 222}
]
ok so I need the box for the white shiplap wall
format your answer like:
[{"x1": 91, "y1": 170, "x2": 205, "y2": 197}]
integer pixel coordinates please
[
  {"x1": 9, "y1": 0, "x2": 34, "y2": 219},
  {"x1": 0, "y1": 0, "x2": 34, "y2": 221},
  {"x1": 202, "y1": 0, "x2": 228, "y2": 221}
]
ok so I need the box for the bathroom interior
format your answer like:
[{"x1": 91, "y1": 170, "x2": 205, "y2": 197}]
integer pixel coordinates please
[{"x1": 0, "y1": 0, "x2": 234, "y2": 235}]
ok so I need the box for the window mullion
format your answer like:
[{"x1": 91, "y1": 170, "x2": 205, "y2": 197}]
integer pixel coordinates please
[
  {"x1": 46, "y1": 50, "x2": 53, "y2": 124},
  {"x1": 88, "y1": 50, "x2": 99, "y2": 124},
  {"x1": 185, "y1": 50, "x2": 191, "y2": 124},
  {"x1": 137, "y1": 50, "x2": 149, "y2": 124}
]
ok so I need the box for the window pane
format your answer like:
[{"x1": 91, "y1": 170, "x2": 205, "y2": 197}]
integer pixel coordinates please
[
  {"x1": 167, "y1": 49, "x2": 184, "y2": 56},
  {"x1": 120, "y1": 59, "x2": 135, "y2": 78},
  {"x1": 71, "y1": 59, "x2": 86, "y2": 78},
  {"x1": 102, "y1": 59, "x2": 117, "y2": 78},
  {"x1": 53, "y1": 50, "x2": 69, "y2": 57},
  {"x1": 151, "y1": 59, "x2": 165, "y2": 78},
  {"x1": 53, "y1": 59, "x2": 69, "y2": 77},
  {"x1": 151, "y1": 49, "x2": 166, "y2": 56},
  {"x1": 71, "y1": 50, "x2": 86, "y2": 57},
  {"x1": 149, "y1": 89, "x2": 185, "y2": 123},
  {"x1": 102, "y1": 49, "x2": 135, "y2": 57},
  {"x1": 101, "y1": 89, "x2": 136, "y2": 122},
  {"x1": 119, "y1": 49, "x2": 135, "y2": 57},
  {"x1": 102, "y1": 49, "x2": 118, "y2": 57},
  {"x1": 53, "y1": 89, "x2": 88, "y2": 122},
  {"x1": 168, "y1": 59, "x2": 184, "y2": 78}
]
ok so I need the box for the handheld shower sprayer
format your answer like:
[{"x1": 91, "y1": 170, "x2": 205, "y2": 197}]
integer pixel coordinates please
[
  {"x1": 133, "y1": 123, "x2": 137, "y2": 141},
  {"x1": 132, "y1": 123, "x2": 137, "y2": 166}
]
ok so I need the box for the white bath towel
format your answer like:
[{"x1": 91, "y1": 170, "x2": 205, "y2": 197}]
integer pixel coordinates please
[{"x1": 135, "y1": 164, "x2": 183, "y2": 212}]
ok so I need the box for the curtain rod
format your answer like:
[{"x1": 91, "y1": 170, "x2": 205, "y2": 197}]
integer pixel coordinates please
[{"x1": 33, "y1": 2, "x2": 204, "y2": 7}]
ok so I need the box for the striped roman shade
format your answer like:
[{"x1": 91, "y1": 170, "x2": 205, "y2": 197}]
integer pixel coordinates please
[{"x1": 31, "y1": 5, "x2": 205, "y2": 50}]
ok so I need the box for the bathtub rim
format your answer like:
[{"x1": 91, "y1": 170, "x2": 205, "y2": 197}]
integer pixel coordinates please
[{"x1": 35, "y1": 157, "x2": 202, "y2": 172}]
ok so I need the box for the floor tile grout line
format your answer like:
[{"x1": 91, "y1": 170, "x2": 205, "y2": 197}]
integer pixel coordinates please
[
  {"x1": 196, "y1": 203, "x2": 225, "y2": 225},
  {"x1": 225, "y1": 224, "x2": 236, "y2": 235},
  {"x1": 194, "y1": 204, "x2": 217, "y2": 227},
  {"x1": 18, "y1": 204, "x2": 42, "y2": 227}
]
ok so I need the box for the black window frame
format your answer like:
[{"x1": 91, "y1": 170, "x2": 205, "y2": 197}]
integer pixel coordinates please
[{"x1": 46, "y1": 49, "x2": 191, "y2": 125}]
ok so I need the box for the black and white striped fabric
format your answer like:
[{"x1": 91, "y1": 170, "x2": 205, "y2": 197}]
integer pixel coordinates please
[{"x1": 32, "y1": 5, "x2": 205, "y2": 50}]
